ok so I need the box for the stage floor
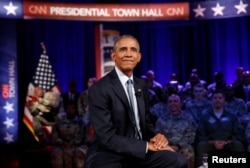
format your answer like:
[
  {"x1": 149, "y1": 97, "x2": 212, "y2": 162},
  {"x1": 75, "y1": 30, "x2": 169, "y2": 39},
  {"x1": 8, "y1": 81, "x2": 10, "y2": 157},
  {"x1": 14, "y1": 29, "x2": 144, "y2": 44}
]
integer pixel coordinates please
[{"x1": 1, "y1": 146, "x2": 52, "y2": 168}]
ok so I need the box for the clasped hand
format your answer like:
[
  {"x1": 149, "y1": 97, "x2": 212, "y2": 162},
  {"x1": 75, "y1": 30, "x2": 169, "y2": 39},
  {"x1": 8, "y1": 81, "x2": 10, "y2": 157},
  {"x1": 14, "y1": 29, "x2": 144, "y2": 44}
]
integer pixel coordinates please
[
  {"x1": 214, "y1": 140, "x2": 226, "y2": 150},
  {"x1": 148, "y1": 133, "x2": 174, "y2": 152}
]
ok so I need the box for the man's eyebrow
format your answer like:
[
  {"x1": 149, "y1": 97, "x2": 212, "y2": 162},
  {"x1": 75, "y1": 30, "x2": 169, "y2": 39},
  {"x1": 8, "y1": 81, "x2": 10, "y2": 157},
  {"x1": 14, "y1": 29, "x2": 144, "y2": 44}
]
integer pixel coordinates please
[
  {"x1": 131, "y1": 47, "x2": 138, "y2": 50},
  {"x1": 118, "y1": 46, "x2": 138, "y2": 50},
  {"x1": 119, "y1": 47, "x2": 127, "y2": 50}
]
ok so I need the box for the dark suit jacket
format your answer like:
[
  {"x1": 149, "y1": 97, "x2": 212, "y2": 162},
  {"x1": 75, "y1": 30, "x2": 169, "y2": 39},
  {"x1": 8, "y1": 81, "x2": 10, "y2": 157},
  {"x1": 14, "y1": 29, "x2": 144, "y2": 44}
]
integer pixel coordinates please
[
  {"x1": 86, "y1": 69, "x2": 156, "y2": 166},
  {"x1": 61, "y1": 91, "x2": 80, "y2": 107}
]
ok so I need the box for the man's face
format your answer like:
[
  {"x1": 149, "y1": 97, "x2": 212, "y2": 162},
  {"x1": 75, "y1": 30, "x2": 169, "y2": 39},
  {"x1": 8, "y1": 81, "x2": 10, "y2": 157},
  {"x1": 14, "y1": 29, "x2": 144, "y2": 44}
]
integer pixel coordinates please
[
  {"x1": 111, "y1": 37, "x2": 141, "y2": 76},
  {"x1": 146, "y1": 71, "x2": 154, "y2": 82},
  {"x1": 211, "y1": 93, "x2": 225, "y2": 108},
  {"x1": 189, "y1": 75, "x2": 199, "y2": 85},
  {"x1": 225, "y1": 86, "x2": 234, "y2": 98},
  {"x1": 193, "y1": 87, "x2": 204, "y2": 99},
  {"x1": 167, "y1": 95, "x2": 181, "y2": 115}
]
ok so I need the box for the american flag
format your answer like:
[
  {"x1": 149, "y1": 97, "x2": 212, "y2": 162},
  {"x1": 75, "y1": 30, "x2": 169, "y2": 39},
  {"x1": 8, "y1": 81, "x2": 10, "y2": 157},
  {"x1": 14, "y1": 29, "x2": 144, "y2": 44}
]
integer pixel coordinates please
[{"x1": 23, "y1": 52, "x2": 61, "y2": 142}]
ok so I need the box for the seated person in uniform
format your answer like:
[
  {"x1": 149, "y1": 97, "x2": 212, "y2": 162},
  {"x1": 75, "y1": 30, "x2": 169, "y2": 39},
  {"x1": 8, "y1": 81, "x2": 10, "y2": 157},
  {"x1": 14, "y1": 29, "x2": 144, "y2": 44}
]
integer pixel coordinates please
[
  {"x1": 51, "y1": 101, "x2": 89, "y2": 168},
  {"x1": 155, "y1": 94, "x2": 196, "y2": 168},
  {"x1": 195, "y1": 89, "x2": 245, "y2": 167}
]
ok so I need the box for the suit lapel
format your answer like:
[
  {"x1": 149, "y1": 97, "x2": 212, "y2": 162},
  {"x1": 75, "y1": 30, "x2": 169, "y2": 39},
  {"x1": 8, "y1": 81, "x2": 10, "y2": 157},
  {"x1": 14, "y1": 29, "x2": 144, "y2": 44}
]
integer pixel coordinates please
[
  {"x1": 109, "y1": 70, "x2": 135, "y2": 124},
  {"x1": 113, "y1": 79, "x2": 130, "y2": 107},
  {"x1": 109, "y1": 69, "x2": 146, "y2": 134}
]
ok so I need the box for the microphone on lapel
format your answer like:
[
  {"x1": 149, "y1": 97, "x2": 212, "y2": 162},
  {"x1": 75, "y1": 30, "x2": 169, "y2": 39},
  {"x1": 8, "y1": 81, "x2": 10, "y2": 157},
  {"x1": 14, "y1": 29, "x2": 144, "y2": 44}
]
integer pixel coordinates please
[{"x1": 135, "y1": 89, "x2": 142, "y2": 97}]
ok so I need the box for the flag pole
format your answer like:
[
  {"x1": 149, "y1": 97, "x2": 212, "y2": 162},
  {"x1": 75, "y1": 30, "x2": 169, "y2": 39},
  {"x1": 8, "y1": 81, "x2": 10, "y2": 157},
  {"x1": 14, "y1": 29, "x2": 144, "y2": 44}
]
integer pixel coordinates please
[{"x1": 40, "y1": 42, "x2": 46, "y2": 54}]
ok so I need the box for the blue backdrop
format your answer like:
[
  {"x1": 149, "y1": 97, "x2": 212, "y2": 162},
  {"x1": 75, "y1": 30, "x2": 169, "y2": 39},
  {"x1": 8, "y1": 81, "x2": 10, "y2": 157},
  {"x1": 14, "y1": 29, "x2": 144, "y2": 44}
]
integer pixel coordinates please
[
  {"x1": 0, "y1": 0, "x2": 250, "y2": 145},
  {"x1": 17, "y1": 0, "x2": 250, "y2": 93}
]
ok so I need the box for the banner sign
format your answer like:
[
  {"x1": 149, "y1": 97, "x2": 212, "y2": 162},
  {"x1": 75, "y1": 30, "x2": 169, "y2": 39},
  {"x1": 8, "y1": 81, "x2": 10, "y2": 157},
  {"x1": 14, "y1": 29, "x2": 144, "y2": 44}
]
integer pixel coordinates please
[
  {"x1": 0, "y1": 0, "x2": 249, "y2": 20},
  {"x1": 0, "y1": 20, "x2": 18, "y2": 144},
  {"x1": 23, "y1": 2, "x2": 189, "y2": 21}
]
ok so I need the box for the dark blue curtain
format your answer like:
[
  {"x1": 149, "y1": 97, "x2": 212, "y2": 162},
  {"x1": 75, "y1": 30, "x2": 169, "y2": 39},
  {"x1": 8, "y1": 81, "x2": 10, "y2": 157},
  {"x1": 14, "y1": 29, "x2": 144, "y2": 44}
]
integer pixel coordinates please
[
  {"x1": 16, "y1": 0, "x2": 250, "y2": 103},
  {"x1": 15, "y1": 0, "x2": 250, "y2": 146}
]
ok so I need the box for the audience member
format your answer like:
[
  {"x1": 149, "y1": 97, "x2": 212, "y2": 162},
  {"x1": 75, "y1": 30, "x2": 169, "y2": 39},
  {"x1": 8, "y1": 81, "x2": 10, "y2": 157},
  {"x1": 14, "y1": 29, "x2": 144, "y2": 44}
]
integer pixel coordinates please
[
  {"x1": 245, "y1": 121, "x2": 250, "y2": 152},
  {"x1": 246, "y1": 101, "x2": 250, "y2": 113},
  {"x1": 195, "y1": 89, "x2": 245, "y2": 167},
  {"x1": 234, "y1": 71, "x2": 250, "y2": 103},
  {"x1": 232, "y1": 66, "x2": 244, "y2": 88},
  {"x1": 224, "y1": 84, "x2": 248, "y2": 130},
  {"x1": 155, "y1": 94, "x2": 196, "y2": 168},
  {"x1": 61, "y1": 80, "x2": 80, "y2": 112},
  {"x1": 165, "y1": 73, "x2": 183, "y2": 94},
  {"x1": 164, "y1": 80, "x2": 182, "y2": 97},
  {"x1": 85, "y1": 35, "x2": 187, "y2": 168},
  {"x1": 207, "y1": 71, "x2": 226, "y2": 97},
  {"x1": 146, "y1": 69, "x2": 163, "y2": 101},
  {"x1": 185, "y1": 83, "x2": 212, "y2": 126},
  {"x1": 51, "y1": 101, "x2": 89, "y2": 168},
  {"x1": 140, "y1": 75, "x2": 159, "y2": 107},
  {"x1": 182, "y1": 73, "x2": 204, "y2": 103},
  {"x1": 78, "y1": 77, "x2": 97, "y2": 146},
  {"x1": 150, "y1": 90, "x2": 169, "y2": 125},
  {"x1": 78, "y1": 77, "x2": 97, "y2": 117},
  {"x1": 190, "y1": 68, "x2": 206, "y2": 86},
  {"x1": 27, "y1": 86, "x2": 59, "y2": 144},
  {"x1": 27, "y1": 86, "x2": 46, "y2": 142}
]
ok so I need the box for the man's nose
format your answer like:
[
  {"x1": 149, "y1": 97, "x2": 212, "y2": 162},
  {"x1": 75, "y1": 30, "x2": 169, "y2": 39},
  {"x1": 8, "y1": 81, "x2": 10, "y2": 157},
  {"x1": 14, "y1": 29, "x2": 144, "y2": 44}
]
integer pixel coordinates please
[{"x1": 125, "y1": 49, "x2": 133, "y2": 55}]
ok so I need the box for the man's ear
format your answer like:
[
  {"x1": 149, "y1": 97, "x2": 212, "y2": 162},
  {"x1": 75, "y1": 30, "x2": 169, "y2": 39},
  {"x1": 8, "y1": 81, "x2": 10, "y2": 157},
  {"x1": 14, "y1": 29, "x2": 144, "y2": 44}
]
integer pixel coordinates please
[
  {"x1": 137, "y1": 52, "x2": 142, "y2": 63},
  {"x1": 111, "y1": 52, "x2": 115, "y2": 61}
]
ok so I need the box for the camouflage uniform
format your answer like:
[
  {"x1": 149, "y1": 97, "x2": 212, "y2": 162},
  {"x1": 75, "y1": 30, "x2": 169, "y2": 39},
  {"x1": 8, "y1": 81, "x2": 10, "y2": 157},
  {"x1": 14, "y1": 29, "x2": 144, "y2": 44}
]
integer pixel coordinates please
[
  {"x1": 150, "y1": 102, "x2": 169, "y2": 125},
  {"x1": 246, "y1": 101, "x2": 250, "y2": 112},
  {"x1": 77, "y1": 90, "x2": 88, "y2": 117},
  {"x1": 224, "y1": 97, "x2": 248, "y2": 129},
  {"x1": 245, "y1": 121, "x2": 250, "y2": 151},
  {"x1": 150, "y1": 102, "x2": 169, "y2": 119},
  {"x1": 51, "y1": 113, "x2": 88, "y2": 168},
  {"x1": 28, "y1": 96, "x2": 56, "y2": 144},
  {"x1": 155, "y1": 111, "x2": 196, "y2": 168},
  {"x1": 185, "y1": 99, "x2": 212, "y2": 126}
]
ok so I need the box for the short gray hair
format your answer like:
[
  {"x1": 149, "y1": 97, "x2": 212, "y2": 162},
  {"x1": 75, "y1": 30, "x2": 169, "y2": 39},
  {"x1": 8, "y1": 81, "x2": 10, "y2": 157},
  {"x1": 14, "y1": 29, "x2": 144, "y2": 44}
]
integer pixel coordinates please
[{"x1": 113, "y1": 34, "x2": 140, "y2": 51}]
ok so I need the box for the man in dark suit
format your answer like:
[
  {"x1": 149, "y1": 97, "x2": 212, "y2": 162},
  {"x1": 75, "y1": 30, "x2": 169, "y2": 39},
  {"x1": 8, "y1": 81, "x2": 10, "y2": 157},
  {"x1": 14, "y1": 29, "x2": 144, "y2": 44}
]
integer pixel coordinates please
[
  {"x1": 234, "y1": 71, "x2": 250, "y2": 103},
  {"x1": 85, "y1": 35, "x2": 187, "y2": 168},
  {"x1": 61, "y1": 80, "x2": 80, "y2": 112}
]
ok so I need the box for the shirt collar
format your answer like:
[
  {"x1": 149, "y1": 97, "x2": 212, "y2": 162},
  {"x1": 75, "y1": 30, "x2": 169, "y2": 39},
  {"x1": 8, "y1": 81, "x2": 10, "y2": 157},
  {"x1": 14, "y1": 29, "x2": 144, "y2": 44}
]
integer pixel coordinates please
[{"x1": 115, "y1": 66, "x2": 133, "y2": 85}]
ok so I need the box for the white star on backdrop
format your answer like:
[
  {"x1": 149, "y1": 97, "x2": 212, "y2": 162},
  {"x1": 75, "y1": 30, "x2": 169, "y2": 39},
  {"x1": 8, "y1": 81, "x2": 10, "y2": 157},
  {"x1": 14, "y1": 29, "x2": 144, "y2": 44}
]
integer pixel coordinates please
[
  {"x1": 211, "y1": 3, "x2": 225, "y2": 16},
  {"x1": 193, "y1": 4, "x2": 206, "y2": 17},
  {"x1": 3, "y1": 101, "x2": 14, "y2": 113},
  {"x1": 3, "y1": 132, "x2": 14, "y2": 144},
  {"x1": 234, "y1": 0, "x2": 248, "y2": 14},
  {"x1": 3, "y1": 117, "x2": 14, "y2": 128},
  {"x1": 3, "y1": 1, "x2": 18, "y2": 16}
]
